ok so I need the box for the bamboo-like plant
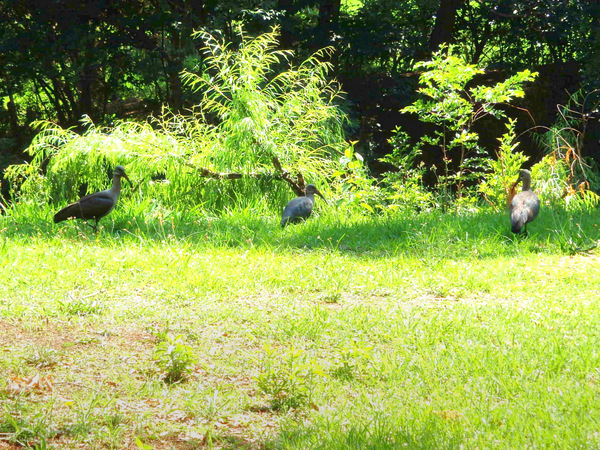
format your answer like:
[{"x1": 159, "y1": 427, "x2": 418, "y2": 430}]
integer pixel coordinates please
[
  {"x1": 180, "y1": 26, "x2": 345, "y2": 186},
  {"x1": 5, "y1": 27, "x2": 347, "y2": 215}
]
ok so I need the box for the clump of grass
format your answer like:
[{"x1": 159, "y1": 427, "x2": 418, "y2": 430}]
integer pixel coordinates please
[
  {"x1": 330, "y1": 342, "x2": 374, "y2": 381},
  {"x1": 57, "y1": 295, "x2": 104, "y2": 317},
  {"x1": 24, "y1": 346, "x2": 60, "y2": 369},
  {"x1": 0, "y1": 401, "x2": 55, "y2": 448}
]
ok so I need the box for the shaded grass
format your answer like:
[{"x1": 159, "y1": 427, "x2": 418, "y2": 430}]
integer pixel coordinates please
[
  {"x1": 2, "y1": 199, "x2": 599, "y2": 256},
  {"x1": 0, "y1": 204, "x2": 600, "y2": 448}
]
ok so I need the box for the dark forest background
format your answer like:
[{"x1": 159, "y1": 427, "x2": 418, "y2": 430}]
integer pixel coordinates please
[{"x1": 1, "y1": 0, "x2": 599, "y2": 177}]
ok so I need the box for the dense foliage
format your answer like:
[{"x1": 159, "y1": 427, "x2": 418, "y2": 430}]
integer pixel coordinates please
[
  {"x1": 4, "y1": 27, "x2": 597, "y2": 220},
  {"x1": 1, "y1": 1, "x2": 599, "y2": 217},
  {"x1": 2, "y1": 0, "x2": 599, "y2": 133}
]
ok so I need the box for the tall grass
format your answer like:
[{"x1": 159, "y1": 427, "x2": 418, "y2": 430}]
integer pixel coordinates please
[{"x1": 2, "y1": 194, "x2": 598, "y2": 258}]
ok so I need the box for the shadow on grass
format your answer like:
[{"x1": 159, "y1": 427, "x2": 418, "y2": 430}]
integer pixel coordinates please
[{"x1": 1, "y1": 203, "x2": 598, "y2": 259}]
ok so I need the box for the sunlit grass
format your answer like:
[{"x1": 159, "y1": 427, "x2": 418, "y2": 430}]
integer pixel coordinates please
[{"x1": 0, "y1": 205, "x2": 599, "y2": 448}]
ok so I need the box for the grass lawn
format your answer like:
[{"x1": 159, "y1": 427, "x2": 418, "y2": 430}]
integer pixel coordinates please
[{"x1": 1, "y1": 206, "x2": 600, "y2": 449}]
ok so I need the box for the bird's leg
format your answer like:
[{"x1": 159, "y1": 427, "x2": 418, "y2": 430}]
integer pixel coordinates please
[{"x1": 83, "y1": 220, "x2": 96, "y2": 231}]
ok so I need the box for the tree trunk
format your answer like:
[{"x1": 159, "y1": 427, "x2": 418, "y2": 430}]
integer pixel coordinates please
[
  {"x1": 318, "y1": 0, "x2": 341, "y2": 29},
  {"x1": 78, "y1": 63, "x2": 96, "y2": 119},
  {"x1": 429, "y1": 0, "x2": 465, "y2": 53},
  {"x1": 6, "y1": 84, "x2": 21, "y2": 146},
  {"x1": 37, "y1": 77, "x2": 67, "y2": 124},
  {"x1": 277, "y1": 0, "x2": 297, "y2": 49},
  {"x1": 314, "y1": 0, "x2": 341, "y2": 48},
  {"x1": 167, "y1": 31, "x2": 183, "y2": 112}
]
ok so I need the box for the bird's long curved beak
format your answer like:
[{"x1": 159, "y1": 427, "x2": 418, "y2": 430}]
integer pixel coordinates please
[
  {"x1": 124, "y1": 174, "x2": 132, "y2": 187},
  {"x1": 316, "y1": 189, "x2": 328, "y2": 204}
]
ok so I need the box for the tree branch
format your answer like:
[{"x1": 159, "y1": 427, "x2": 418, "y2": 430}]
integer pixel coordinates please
[
  {"x1": 271, "y1": 156, "x2": 305, "y2": 196},
  {"x1": 180, "y1": 159, "x2": 307, "y2": 197}
]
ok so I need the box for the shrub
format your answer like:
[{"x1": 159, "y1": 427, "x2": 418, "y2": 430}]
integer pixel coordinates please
[
  {"x1": 379, "y1": 128, "x2": 435, "y2": 213},
  {"x1": 401, "y1": 47, "x2": 537, "y2": 201},
  {"x1": 479, "y1": 119, "x2": 529, "y2": 211},
  {"x1": 153, "y1": 334, "x2": 197, "y2": 383},
  {"x1": 254, "y1": 344, "x2": 323, "y2": 410},
  {"x1": 531, "y1": 89, "x2": 600, "y2": 210}
]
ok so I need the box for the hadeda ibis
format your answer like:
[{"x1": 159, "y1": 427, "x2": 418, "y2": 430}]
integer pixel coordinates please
[
  {"x1": 53, "y1": 165, "x2": 131, "y2": 231},
  {"x1": 510, "y1": 169, "x2": 540, "y2": 234},
  {"x1": 281, "y1": 184, "x2": 325, "y2": 228}
]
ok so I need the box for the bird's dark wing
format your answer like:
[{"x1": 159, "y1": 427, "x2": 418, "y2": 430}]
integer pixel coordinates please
[
  {"x1": 510, "y1": 191, "x2": 540, "y2": 233},
  {"x1": 54, "y1": 202, "x2": 84, "y2": 223},
  {"x1": 78, "y1": 193, "x2": 115, "y2": 219},
  {"x1": 281, "y1": 197, "x2": 313, "y2": 226},
  {"x1": 54, "y1": 192, "x2": 114, "y2": 223},
  {"x1": 524, "y1": 192, "x2": 540, "y2": 222}
]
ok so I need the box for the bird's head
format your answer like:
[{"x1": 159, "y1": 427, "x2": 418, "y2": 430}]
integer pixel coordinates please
[
  {"x1": 114, "y1": 166, "x2": 132, "y2": 185},
  {"x1": 515, "y1": 169, "x2": 533, "y2": 191},
  {"x1": 518, "y1": 169, "x2": 531, "y2": 180},
  {"x1": 305, "y1": 184, "x2": 325, "y2": 201}
]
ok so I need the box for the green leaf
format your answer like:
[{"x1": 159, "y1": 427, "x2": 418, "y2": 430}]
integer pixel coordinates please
[
  {"x1": 360, "y1": 202, "x2": 374, "y2": 213},
  {"x1": 135, "y1": 437, "x2": 154, "y2": 450}
]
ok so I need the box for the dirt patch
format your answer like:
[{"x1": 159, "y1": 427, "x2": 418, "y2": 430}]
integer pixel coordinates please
[
  {"x1": 0, "y1": 318, "x2": 77, "y2": 349},
  {"x1": 0, "y1": 318, "x2": 154, "y2": 349},
  {"x1": 0, "y1": 318, "x2": 281, "y2": 449}
]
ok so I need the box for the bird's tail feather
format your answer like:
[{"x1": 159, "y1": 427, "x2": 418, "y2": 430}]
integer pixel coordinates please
[
  {"x1": 511, "y1": 211, "x2": 526, "y2": 234},
  {"x1": 54, "y1": 203, "x2": 82, "y2": 223}
]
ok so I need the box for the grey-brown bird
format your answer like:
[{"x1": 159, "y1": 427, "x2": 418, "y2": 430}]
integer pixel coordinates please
[
  {"x1": 281, "y1": 184, "x2": 325, "y2": 227},
  {"x1": 53, "y1": 166, "x2": 131, "y2": 231},
  {"x1": 510, "y1": 169, "x2": 540, "y2": 234}
]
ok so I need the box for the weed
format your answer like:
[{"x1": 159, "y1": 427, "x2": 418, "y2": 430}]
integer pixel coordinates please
[
  {"x1": 148, "y1": 322, "x2": 171, "y2": 342},
  {"x1": 331, "y1": 342, "x2": 374, "y2": 381},
  {"x1": 0, "y1": 401, "x2": 55, "y2": 447},
  {"x1": 153, "y1": 334, "x2": 197, "y2": 383},
  {"x1": 57, "y1": 294, "x2": 104, "y2": 317},
  {"x1": 134, "y1": 436, "x2": 154, "y2": 449},
  {"x1": 255, "y1": 344, "x2": 324, "y2": 410}
]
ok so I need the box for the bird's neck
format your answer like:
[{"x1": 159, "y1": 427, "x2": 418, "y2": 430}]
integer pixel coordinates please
[
  {"x1": 521, "y1": 177, "x2": 531, "y2": 191},
  {"x1": 111, "y1": 175, "x2": 123, "y2": 196}
]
